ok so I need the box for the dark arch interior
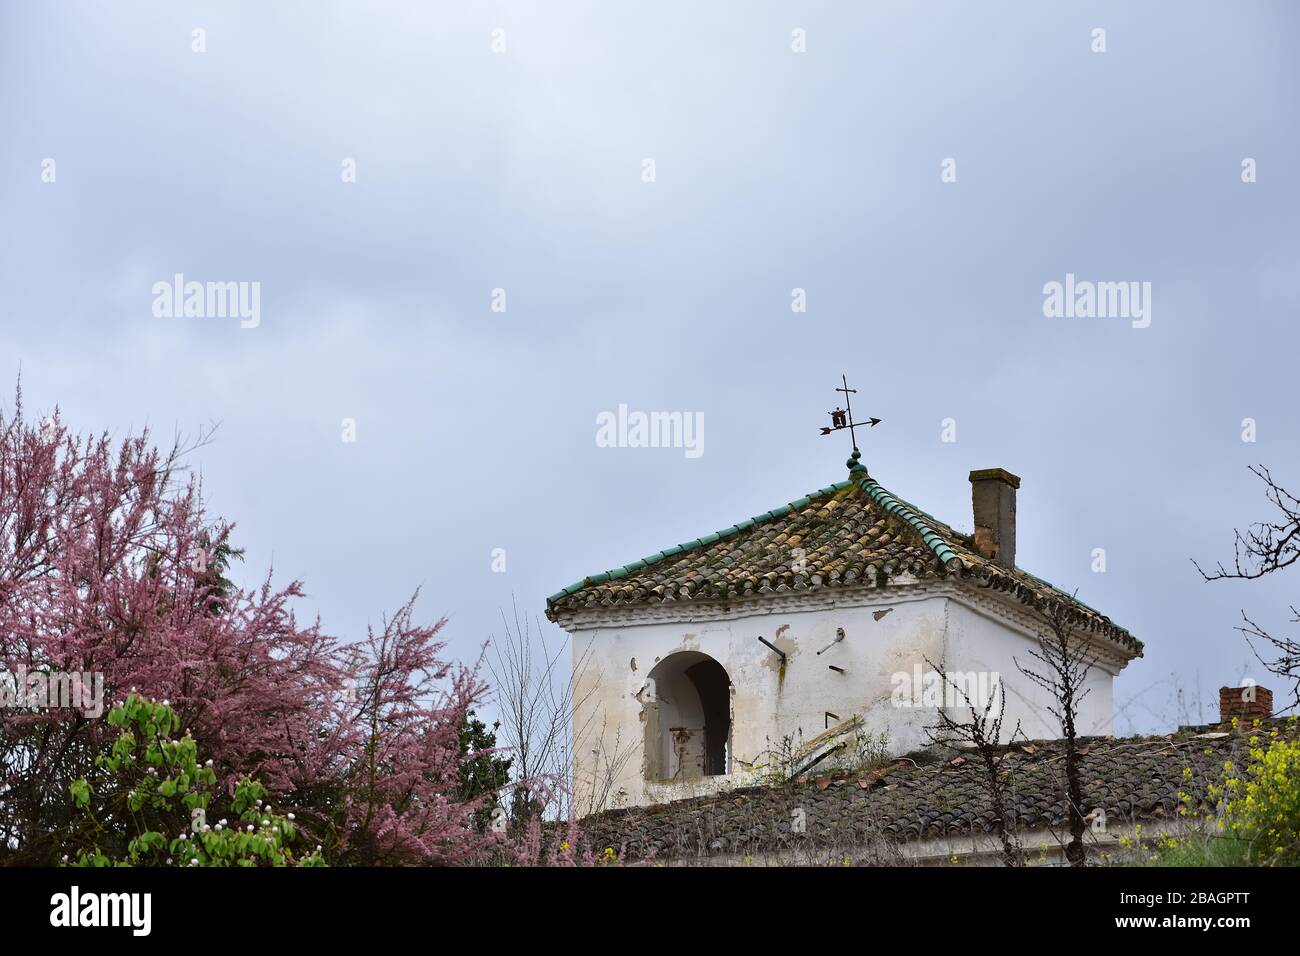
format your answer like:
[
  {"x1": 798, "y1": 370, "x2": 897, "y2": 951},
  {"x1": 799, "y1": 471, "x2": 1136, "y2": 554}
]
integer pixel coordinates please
[
  {"x1": 684, "y1": 658, "x2": 730, "y2": 776},
  {"x1": 643, "y1": 652, "x2": 731, "y2": 782}
]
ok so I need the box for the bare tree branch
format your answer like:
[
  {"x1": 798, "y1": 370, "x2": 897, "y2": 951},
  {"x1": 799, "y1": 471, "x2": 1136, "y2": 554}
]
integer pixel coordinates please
[
  {"x1": 922, "y1": 655, "x2": 1023, "y2": 866},
  {"x1": 486, "y1": 598, "x2": 611, "y2": 822},
  {"x1": 1194, "y1": 465, "x2": 1300, "y2": 582},
  {"x1": 1195, "y1": 465, "x2": 1300, "y2": 709},
  {"x1": 1014, "y1": 595, "x2": 1100, "y2": 866}
]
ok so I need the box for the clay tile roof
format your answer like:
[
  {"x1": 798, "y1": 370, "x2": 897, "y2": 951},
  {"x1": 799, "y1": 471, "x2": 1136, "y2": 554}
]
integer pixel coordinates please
[
  {"x1": 546, "y1": 454, "x2": 1140, "y2": 655},
  {"x1": 579, "y1": 720, "x2": 1300, "y2": 860}
]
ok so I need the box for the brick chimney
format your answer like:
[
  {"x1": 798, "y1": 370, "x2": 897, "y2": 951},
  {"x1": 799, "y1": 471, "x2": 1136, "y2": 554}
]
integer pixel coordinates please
[
  {"x1": 969, "y1": 468, "x2": 1020, "y2": 568},
  {"x1": 1219, "y1": 684, "x2": 1273, "y2": 723}
]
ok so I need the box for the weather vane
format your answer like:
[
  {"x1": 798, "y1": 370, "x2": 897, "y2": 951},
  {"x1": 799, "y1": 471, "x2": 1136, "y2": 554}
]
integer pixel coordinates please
[{"x1": 819, "y1": 373, "x2": 881, "y2": 452}]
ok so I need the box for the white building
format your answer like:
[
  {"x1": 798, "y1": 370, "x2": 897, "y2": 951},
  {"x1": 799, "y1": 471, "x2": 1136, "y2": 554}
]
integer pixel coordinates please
[{"x1": 546, "y1": 454, "x2": 1142, "y2": 811}]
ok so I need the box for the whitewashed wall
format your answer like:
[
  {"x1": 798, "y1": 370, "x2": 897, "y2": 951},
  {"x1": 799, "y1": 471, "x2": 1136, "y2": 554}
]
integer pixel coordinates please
[
  {"x1": 942, "y1": 600, "x2": 1118, "y2": 741},
  {"x1": 565, "y1": 586, "x2": 1124, "y2": 811}
]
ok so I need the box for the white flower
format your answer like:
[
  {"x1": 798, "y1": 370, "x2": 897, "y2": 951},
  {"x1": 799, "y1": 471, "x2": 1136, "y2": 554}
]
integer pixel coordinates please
[
  {"x1": 247, "y1": 825, "x2": 254, "y2": 833},
  {"x1": 287, "y1": 813, "x2": 295, "y2": 820},
  {"x1": 261, "y1": 819, "x2": 270, "y2": 827}
]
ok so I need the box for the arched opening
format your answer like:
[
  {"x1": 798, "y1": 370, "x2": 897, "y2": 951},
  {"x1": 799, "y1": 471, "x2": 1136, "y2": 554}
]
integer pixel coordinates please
[{"x1": 642, "y1": 652, "x2": 731, "y2": 782}]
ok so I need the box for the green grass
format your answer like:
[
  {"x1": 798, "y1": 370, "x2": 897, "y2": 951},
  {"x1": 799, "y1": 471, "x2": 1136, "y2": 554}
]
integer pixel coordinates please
[{"x1": 1141, "y1": 834, "x2": 1253, "y2": 867}]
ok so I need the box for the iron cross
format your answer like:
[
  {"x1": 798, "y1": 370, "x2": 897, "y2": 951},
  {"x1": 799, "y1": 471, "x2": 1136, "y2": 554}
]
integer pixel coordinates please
[{"x1": 819, "y1": 373, "x2": 881, "y2": 452}]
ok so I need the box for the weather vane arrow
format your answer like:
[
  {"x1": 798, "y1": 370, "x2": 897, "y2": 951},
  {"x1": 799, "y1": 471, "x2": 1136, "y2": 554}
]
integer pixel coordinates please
[{"x1": 818, "y1": 374, "x2": 881, "y2": 452}]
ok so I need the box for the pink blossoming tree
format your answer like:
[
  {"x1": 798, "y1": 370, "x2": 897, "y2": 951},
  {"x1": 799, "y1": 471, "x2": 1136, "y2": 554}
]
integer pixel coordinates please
[{"x1": 0, "y1": 387, "x2": 497, "y2": 865}]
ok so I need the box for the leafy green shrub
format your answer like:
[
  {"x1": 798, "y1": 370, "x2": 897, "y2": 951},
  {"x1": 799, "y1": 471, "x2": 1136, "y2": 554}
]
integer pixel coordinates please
[
  {"x1": 1219, "y1": 727, "x2": 1300, "y2": 865},
  {"x1": 1126, "y1": 719, "x2": 1300, "y2": 868},
  {"x1": 64, "y1": 694, "x2": 324, "y2": 867}
]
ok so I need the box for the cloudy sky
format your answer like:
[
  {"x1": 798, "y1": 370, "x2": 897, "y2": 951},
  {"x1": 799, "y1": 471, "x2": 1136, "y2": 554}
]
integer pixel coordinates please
[{"x1": 3, "y1": 1, "x2": 1297, "y2": 733}]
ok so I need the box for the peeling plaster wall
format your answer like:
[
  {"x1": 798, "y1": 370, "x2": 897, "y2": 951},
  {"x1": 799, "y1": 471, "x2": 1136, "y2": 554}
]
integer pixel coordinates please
[
  {"x1": 567, "y1": 590, "x2": 1124, "y2": 811},
  {"x1": 571, "y1": 594, "x2": 947, "y2": 810}
]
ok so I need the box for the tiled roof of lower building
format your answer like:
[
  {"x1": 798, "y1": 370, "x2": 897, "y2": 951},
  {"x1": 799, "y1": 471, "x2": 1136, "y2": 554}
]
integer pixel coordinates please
[
  {"x1": 546, "y1": 453, "x2": 1139, "y2": 655},
  {"x1": 580, "y1": 720, "x2": 1299, "y2": 861}
]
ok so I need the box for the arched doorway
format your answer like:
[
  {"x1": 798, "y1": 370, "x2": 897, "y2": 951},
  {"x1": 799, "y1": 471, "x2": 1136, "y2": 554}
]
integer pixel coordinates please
[{"x1": 642, "y1": 652, "x2": 731, "y2": 782}]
